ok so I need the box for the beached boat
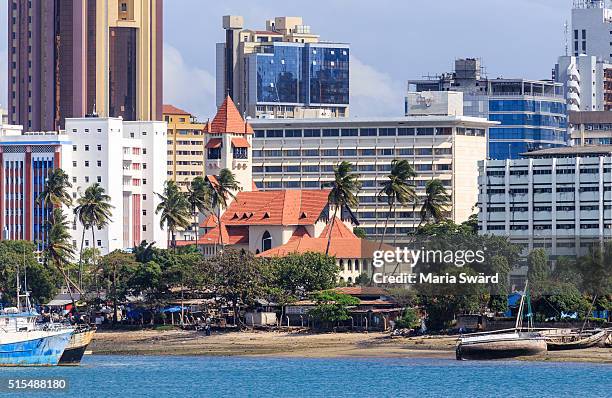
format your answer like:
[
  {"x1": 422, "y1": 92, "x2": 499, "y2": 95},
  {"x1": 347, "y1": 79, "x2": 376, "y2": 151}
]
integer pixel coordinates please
[
  {"x1": 59, "y1": 325, "x2": 96, "y2": 365},
  {"x1": 456, "y1": 331, "x2": 547, "y2": 360},
  {"x1": 546, "y1": 329, "x2": 610, "y2": 351},
  {"x1": 456, "y1": 281, "x2": 547, "y2": 360}
]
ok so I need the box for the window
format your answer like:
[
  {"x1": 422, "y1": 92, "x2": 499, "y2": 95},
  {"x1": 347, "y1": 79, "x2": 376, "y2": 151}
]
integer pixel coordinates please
[
  {"x1": 97, "y1": 144, "x2": 102, "y2": 151},
  {"x1": 142, "y1": 225, "x2": 147, "y2": 232},
  {"x1": 262, "y1": 231, "x2": 272, "y2": 252},
  {"x1": 85, "y1": 176, "x2": 90, "y2": 183},
  {"x1": 85, "y1": 161, "x2": 90, "y2": 167},
  {"x1": 143, "y1": 194, "x2": 147, "y2": 201},
  {"x1": 97, "y1": 160, "x2": 102, "y2": 167},
  {"x1": 97, "y1": 240, "x2": 102, "y2": 247},
  {"x1": 97, "y1": 176, "x2": 101, "y2": 183},
  {"x1": 143, "y1": 210, "x2": 147, "y2": 216},
  {"x1": 143, "y1": 179, "x2": 147, "y2": 185},
  {"x1": 72, "y1": 145, "x2": 77, "y2": 151},
  {"x1": 303, "y1": 129, "x2": 321, "y2": 137},
  {"x1": 72, "y1": 161, "x2": 77, "y2": 167}
]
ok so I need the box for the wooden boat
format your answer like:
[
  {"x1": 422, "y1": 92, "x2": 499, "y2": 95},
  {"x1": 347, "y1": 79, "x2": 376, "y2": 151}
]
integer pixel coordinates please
[
  {"x1": 58, "y1": 325, "x2": 96, "y2": 366},
  {"x1": 546, "y1": 329, "x2": 610, "y2": 351},
  {"x1": 456, "y1": 281, "x2": 547, "y2": 360},
  {"x1": 456, "y1": 331, "x2": 547, "y2": 360}
]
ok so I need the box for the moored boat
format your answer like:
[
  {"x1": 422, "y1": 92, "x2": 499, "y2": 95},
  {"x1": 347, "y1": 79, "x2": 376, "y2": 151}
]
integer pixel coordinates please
[
  {"x1": 456, "y1": 331, "x2": 547, "y2": 360},
  {"x1": 456, "y1": 281, "x2": 547, "y2": 360},
  {"x1": 0, "y1": 308, "x2": 73, "y2": 366},
  {"x1": 59, "y1": 325, "x2": 96, "y2": 365},
  {"x1": 546, "y1": 329, "x2": 610, "y2": 351}
]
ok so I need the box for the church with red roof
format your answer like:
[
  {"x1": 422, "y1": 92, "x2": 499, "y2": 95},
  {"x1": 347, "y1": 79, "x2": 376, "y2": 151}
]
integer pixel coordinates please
[{"x1": 179, "y1": 96, "x2": 389, "y2": 283}]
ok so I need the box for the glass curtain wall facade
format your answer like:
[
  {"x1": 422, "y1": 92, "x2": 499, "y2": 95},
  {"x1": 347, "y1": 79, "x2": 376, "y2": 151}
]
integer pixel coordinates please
[
  {"x1": 250, "y1": 43, "x2": 349, "y2": 111},
  {"x1": 488, "y1": 99, "x2": 567, "y2": 159}
]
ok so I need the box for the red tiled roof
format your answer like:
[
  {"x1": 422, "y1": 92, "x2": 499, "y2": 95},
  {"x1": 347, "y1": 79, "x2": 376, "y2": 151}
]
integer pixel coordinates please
[
  {"x1": 163, "y1": 104, "x2": 191, "y2": 116},
  {"x1": 206, "y1": 175, "x2": 219, "y2": 189},
  {"x1": 289, "y1": 226, "x2": 311, "y2": 241},
  {"x1": 220, "y1": 189, "x2": 330, "y2": 226},
  {"x1": 252, "y1": 182, "x2": 259, "y2": 191},
  {"x1": 201, "y1": 215, "x2": 217, "y2": 228},
  {"x1": 320, "y1": 220, "x2": 357, "y2": 239},
  {"x1": 184, "y1": 224, "x2": 249, "y2": 246},
  {"x1": 334, "y1": 286, "x2": 389, "y2": 296},
  {"x1": 231, "y1": 137, "x2": 250, "y2": 148},
  {"x1": 210, "y1": 96, "x2": 254, "y2": 134},
  {"x1": 205, "y1": 138, "x2": 222, "y2": 149}
]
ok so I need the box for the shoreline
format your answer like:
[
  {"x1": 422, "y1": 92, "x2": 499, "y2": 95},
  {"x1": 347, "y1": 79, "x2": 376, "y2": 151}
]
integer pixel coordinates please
[{"x1": 89, "y1": 329, "x2": 612, "y2": 364}]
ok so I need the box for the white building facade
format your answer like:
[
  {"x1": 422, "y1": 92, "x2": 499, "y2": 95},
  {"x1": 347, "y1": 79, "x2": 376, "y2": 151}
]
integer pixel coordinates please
[
  {"x1": 251, "y1": 116, "x2": 495, "y2": 244},
  {"x1": 555, "y1": 55, "x2": 612, "y2": 112},
  {"x1": 571, "y1": 0, "x2": 612, "y2": 61},
  {"x1": 478, "y1": 146, "x2": 612, "y2": 260},
  {"x1": 0, "y1": 117, "x2": 168, "y2": 255}
]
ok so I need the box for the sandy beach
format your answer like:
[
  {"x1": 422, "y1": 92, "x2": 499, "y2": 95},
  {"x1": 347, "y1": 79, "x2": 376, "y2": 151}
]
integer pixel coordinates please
[{"x1": 89, "y1": 329, "x2": 612, "y2": 364}]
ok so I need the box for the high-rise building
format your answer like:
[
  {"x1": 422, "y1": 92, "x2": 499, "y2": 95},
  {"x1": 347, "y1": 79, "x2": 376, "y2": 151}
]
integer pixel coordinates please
[
  {"x1": 7, "y1": 0, "x2": 163, "y2": 131},
  {"x1": 570, "y1": 0, "x2": 612, "y2": 61},
  {"x1": 408, "y1": 58, "x2": 567, "y2": 160},
  {"x1": 250, "y1": 113, "x2": 494, "y2": 244},
  {"x1": 163, "y1": 105, "x2": 207, "y2": 190},
  {"x1": 0, "y1": 117, "x2": 168, "y2": 253},
  {"x1": 216, "y1": 15, "x2": 349, "y2": 119},
  {"x1": 555, "y1": 55, "x2": 612, "y2": 112}
]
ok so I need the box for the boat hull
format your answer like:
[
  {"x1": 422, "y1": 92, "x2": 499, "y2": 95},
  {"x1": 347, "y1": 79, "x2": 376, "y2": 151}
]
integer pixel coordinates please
[
  {"x1": 59, "y1": 328, "x2": 96, "y2": 366},
  {"x1": 547, "y1": 330, "x2": 610, "y2": 351},
  {"x1": 457, "y1": 338, "x2": 547, "y2": 360},
  {"x1": 0, "y1": 330, "x2": 73, "y2": 366}
]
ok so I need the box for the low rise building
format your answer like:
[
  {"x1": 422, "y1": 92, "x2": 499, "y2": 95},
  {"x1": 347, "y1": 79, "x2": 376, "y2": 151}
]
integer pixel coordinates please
[{"x1": 568, "y1": 110, "x2": 612, "y2": 145}]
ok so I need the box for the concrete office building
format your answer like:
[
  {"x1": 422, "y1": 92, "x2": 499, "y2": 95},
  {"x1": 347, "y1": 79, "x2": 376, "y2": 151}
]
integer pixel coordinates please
[
  {"x1": 7, "y1": 0, "x2": 163, "y2": 131},
  {"x1": 568, "y1": 110, "x2": 612, "y2": 145},
  {"x1": 555, "y1": 55, "x2": 612, "y2": 111},
  {"x1": 250, "y1": 112, "x2": 495, "y2": 244},
  {"x1": 163, "y1": 105, "x2": 207, "y2": 190},
  {"x1": 216, "y1": 15, "x2": 349, "y2": 119},
  {"x1": 571, "y1": 0, "x2": 612, "y2": 61},
  {"x1": 408, "y1": 58, "x2": 567, "y2": 160},
  {"x1": 0, "y1": 117, "x2": 168, "y2": 254},
  {"x1": 478, "y1": 146, "x2": 612, "y2": 266}
]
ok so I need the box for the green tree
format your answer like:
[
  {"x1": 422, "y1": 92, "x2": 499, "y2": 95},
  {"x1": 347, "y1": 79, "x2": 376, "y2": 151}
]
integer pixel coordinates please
[
  {"x1": 186, "y1": 176, "x2": 212, "y2": 246},
  {"x1": 308, "y1": 290, "x2": 359, "y2": 329},
  {"x1": 322, "y1": 161, "x2": 361, "y2": 255},
  {"x1": 353, "y1": 227, "x2": 367, "y2": 239},
  {"x1": 378, "y1": 159, "x2": 417, "y2": 247},
  {"x1": 37, "y1": 168, "x2": 73, "y2": 209},
  {"x1": 527, "y1": 249, "x2": 550, "y2": 294},
  {"x1": 99, "y1": 250, "x2": 139, "y2": 323},
  {"x1": 419, "y1": 179, "x2": 450, "y2": 225},
  {"x1": 577, "y1": 244, "x2": 612, "y2": 297},
  {"x1": 73, "y1": 183, "x2": 113, "y2": 289},
  {"x1": 197, "y1": 249, "x2": 267, "y2": 326},
  {"x1": 394, "y1": 308, "x2": 421, "y2": 330},
  {"x1": 0, "y1": 240, "x2": 59, "y2": 304},
  {"x1": 266, "y1": 252, "x2": 339, "y2": 298},
  {"x1": 156, "y1": 180, "x2": 191, "y2": 250},
  {"x1": 45, "y1": 208, "x2": 79, "y2": 294},
  {"x1": 208, "y1": 169, "x2": 240, "y2": 248}
]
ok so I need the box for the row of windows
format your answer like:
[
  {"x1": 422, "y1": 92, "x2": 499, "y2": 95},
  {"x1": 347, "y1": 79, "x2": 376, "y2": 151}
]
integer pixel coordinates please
[
  {"x1": 254, "y1": 163, "x2": 451, "y2": 174},
  {"x1": 487, "y1": 205, "x2": 610, "y2": 212},
  {"x1": 253, "y1": 127, "x2": 482, "y2": 138},
  {"x1": 255, "y1": 179, "x2": 451, "y2": 190},
  {"x1": 487, "y1": 223, "x2": 603, "y2": 231},
  {"x1": 253, "y1": 147, "x2": 451, "y2": 158},
  {"x1": 486, "y1": 186, "x2": 609, "y2": 194}
]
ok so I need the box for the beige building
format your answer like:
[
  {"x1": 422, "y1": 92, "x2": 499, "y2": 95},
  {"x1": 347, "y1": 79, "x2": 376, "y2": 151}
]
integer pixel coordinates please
[
  {"x1": 568, "y1": 110, "x2": 612, "y2": 146},
  {"x1": 163, "y1": 105, "x2": 207, "y2": 190}
]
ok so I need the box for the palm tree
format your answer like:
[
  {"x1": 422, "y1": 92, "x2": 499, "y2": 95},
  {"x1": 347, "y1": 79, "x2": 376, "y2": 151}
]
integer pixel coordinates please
[
  {"x1": 322, "y1": 161, "x2": 361, "y2": 255},
  {"x1": 208, "y1": 169, "x2": 240, "y2": 248},
  {"x1": 155, "y1": 180, "x2": 191, "y2": 250},
  {"x1": 186, "y1": 176, "x2": 212, "y2": 246},
  {"x1": 419, "y1": 179, "x2": 451, "y2": 225},
  {"x1": 378, "y1": 159, "x2": 417, "y2": 249},
  {"x1": 37, "y1": 168, "x2": 73, "y2": 209},
  {"x1": 74, "y1": 184, "x2": 113, "y2": 288},
  {"x1": 46, "y1": 208, "x2": 80, "y2": 293}
]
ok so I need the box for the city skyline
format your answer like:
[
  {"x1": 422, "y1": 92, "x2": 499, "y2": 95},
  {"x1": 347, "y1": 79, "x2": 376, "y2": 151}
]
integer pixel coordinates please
[{"x1": 2, "y1": 0, "x2": 573, "y2": 121}]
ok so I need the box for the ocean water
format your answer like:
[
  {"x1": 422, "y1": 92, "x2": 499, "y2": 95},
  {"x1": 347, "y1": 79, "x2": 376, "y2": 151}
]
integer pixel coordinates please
[{"x1": 1, "y1": 355, "x2": 610, "y2": 398}]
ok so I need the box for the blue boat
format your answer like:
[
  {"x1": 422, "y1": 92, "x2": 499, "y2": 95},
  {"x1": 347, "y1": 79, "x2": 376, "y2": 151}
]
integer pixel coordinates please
[
  {"x1": 0, "y1": 259, "x2": 73, "y2": 366},
  {"x1": 0, "y1": 308, "x2": 73, "y2": 366}
]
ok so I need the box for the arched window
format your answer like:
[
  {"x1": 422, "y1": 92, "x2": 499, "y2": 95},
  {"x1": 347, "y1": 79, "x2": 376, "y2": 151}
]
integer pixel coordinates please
[
  {"x1": 354, "y1": 259, "x2": 359, "y2": 271},
  {"x1": 339, "y1": 259, "x2": 345, "y2": 271},
  {"x1": 262, "y1": 231, "x2": 272, "y2": 252}
]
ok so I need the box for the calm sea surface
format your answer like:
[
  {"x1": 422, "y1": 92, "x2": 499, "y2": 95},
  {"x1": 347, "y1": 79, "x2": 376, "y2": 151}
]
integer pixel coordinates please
[{"x1": 1, "y1": 355, "x2": 610, "y2": 398}]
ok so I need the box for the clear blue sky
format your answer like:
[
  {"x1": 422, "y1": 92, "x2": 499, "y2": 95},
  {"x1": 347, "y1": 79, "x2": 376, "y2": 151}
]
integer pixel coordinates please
[{"x1": 1, "y1": 0, "x2": 574, "y2": 119}]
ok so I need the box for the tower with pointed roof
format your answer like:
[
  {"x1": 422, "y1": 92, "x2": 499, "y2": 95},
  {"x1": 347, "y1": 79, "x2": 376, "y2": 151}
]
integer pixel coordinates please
[{"x1": 205, "y1": 96, "x2": 254, "y2": 193}]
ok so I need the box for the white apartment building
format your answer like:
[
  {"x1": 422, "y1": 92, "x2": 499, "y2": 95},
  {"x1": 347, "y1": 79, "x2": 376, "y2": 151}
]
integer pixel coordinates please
[
  {"x1": 0, "y1": 117, "x2": 168, "y2": 255},
  {"x1": 571, "y1": 0, "x2": 612, "y2": 62},
  {"x1": 555, "y1": 55, "x2": 612, "y2": 111},
  {"x1": 65, "y1": 117, "x2": 168, "y2": 252},
  {"x1": 478, "y1": 146, "x2": 612, "y2": 261},
  {"x1": 251, "y1": 116, "x2": 495, "y2": 244}
]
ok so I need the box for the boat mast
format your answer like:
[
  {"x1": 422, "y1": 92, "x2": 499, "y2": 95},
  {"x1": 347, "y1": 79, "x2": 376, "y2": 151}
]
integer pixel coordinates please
[{"x1": 515, "y1": 280, "x2": 529, "y2": 331}]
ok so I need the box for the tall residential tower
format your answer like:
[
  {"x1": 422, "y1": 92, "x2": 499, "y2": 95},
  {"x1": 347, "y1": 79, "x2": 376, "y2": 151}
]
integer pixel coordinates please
[
  {"x1": 7, "y1": 0, "x2": 163, "y2": 131},
  {"x1": 216, "y1": 16, "x2": 349, "y2": 119}
]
